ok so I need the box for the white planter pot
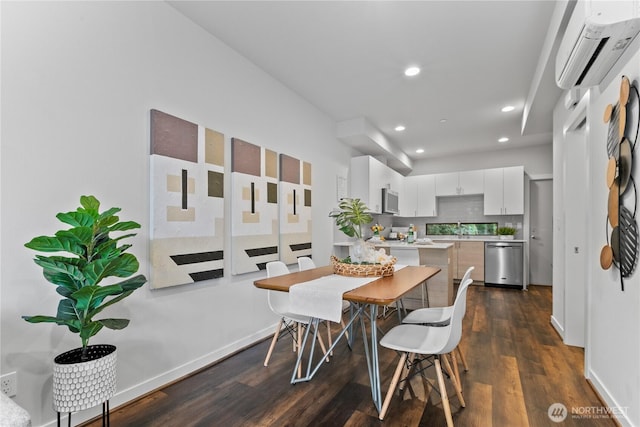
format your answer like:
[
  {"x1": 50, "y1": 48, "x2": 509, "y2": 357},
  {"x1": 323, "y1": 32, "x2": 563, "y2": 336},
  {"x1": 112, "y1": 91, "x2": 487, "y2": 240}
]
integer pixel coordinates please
[
  {"x1": 52, "y1": 344, "x2": 117, "y2": 413},
  {"x1": 499, "y1": 235, "x2": 515, "y2": 240}
]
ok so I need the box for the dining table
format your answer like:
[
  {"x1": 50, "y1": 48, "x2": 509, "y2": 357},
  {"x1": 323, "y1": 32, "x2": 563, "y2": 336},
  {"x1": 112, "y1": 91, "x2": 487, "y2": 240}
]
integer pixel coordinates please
[{"x1": 253, "y1": 264, "x2": 441, "y2": 414}]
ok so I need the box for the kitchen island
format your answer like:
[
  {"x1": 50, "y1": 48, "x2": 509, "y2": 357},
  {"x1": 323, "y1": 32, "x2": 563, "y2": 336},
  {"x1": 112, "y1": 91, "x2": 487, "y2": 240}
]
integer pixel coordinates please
[{"x1": 333, "y1": 241, "x2": 453, "y2": 308}]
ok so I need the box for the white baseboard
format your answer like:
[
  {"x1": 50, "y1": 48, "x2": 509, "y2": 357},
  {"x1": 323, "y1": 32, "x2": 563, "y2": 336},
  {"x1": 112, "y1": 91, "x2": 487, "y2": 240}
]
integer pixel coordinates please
[
  {"x1": 586, "y1": 369, "x2": 634, "y2": 427},
  {"x1": 550, "y1": 315, "x2": 564, "y2": 338},
  {"x1": 42, "y1": 325, "x2": 276, "y2": 427}
]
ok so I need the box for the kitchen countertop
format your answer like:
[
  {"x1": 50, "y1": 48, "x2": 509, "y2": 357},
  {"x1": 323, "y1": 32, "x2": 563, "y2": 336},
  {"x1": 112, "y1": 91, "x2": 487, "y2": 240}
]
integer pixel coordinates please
[
  {"x1": 334, "y1": 241, "x2": 454, "y2": 249},
  {"x1": 427, "y1": 236, "x2": 527, "y2": 243}
]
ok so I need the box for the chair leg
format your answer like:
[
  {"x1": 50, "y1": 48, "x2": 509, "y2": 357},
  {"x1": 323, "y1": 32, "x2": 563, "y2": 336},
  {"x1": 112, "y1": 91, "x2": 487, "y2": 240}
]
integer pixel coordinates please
[
  {"x1": 379, "y1": 352, "x2": 408, "y2": 420},
  {"x1": 340, "y1": 318, "x2": 349, "y2": 341},
  {"x1": 326, "y1": 321, "x2": 333, "y2": 356},
  {"x1": 442, "y1": 353, "x2": 465, "y2": 407},
  {"x1": 435, "y1": 357, "x2": 455, "y2": 427},
  {"x1": 457, "y1": 345, "x2": 469, "y2": 372},
  {"x1": 296, "y1": 323, "x2": 302, "y2": 378},
  {"x1": 398, "y1": 352, "x2": 415, "y2": 391},
  {"x1": 450, "y1": 351, "x2": 463, "y2": 393},
  {"x1": 264, "y1": 319, "x2": 284, "y2": 367},
  {"x1": 315, "y1": 324, "x2": 330, "y2": 363}
]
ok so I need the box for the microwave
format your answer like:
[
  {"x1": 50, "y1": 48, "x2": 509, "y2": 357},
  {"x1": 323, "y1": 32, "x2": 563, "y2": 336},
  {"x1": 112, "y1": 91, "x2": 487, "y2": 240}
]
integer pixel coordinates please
[{"x1": 382, "y1": 188, "x2": 399, "y2": 214}]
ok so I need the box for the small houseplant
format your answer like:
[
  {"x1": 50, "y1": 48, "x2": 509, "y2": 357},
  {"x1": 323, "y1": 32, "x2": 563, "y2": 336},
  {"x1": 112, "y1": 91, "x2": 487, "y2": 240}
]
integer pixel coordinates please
[
  {"x1": 23, "y1": 195, "x2": 147, "y2": 414},
  {"x1": 497, "y1": 226, "x2": 517, "y2": 240},
  {"x1": 329, "y1": 198, "x2": 373, "y2": 240},
  {"x1": 329, "y1": 198, "x2": 394, "y2": 275}
]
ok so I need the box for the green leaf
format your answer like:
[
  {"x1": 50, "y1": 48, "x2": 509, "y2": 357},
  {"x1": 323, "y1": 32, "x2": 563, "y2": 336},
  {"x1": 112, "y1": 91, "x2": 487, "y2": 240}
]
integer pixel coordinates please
[
  {"x1": 56, "y1": 285, "x2": 74, "y2": 298},
  {"x1": 80, "y1": 195, "x2": 100, "y2": 211},
  {"x1": 57, "y1": 299, "x2": 79, "y2": 321},
  {"x1": 99, "y1": 318, "x2": 130, "y2": 330},
  {"x1": 43, "y1": 270, "x2": 82, "y2": 292},
  {"x1": 34, "y1": 257, "x2": 86, "y2": 284},
  {"x1": 25, "y1": 235, "x2": 81, "y2": 254},
  {"x1": 82, "y1": 259, "x2": 110, "y2": 286},
  {"x1": 22, "y1": 315, "x2": 60, "y2": 324},
  {"x1": 98, "y1": 207, "x2": 121, "y2": 221},
  {"x1": 72, "y1": 284, "x2": 125, "y2": 313},
  {"x1": 108, "y1": 221, "x2": 140, "y2": 232},
  {"x1": 79, "y1": 322, "x2": 103, "y2": 342},
  {"x1": 56, "y1": 211, "x2": 95, "y2": 228},
  {"x1": 102, "y1": 253, "x2": 139, "y2": 278}
]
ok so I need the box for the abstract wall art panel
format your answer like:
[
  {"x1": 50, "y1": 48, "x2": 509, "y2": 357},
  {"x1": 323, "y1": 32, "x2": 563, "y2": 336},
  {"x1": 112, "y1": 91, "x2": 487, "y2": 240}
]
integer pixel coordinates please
[
  {"x1": 279, "y1": 155, "x2": 312, "y2": 264},
  {"x1": 231, "y1": 138, "x2": 280, "y2": 274},
  {"x1": 150, "y1": 109, "x2": 225, "y2": 288}
]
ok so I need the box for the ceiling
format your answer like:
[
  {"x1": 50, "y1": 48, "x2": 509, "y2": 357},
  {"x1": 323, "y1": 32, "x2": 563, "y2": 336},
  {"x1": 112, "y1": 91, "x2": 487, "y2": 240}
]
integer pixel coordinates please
[{"x1": 169, "y1": 1, "x2": 568, "y2": 174}]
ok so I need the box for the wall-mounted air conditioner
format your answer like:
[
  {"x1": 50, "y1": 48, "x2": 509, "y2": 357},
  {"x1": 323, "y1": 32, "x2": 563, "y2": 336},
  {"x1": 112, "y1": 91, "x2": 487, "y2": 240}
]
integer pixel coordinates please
[{"x1": 556, "y1": 0, "x2": 640, "y2": 89}]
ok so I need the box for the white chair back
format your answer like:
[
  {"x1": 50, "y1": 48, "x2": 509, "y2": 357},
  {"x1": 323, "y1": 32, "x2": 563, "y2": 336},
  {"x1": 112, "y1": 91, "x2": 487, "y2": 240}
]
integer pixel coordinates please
[
  {"x1": 297, "y1": 257, "x2": 316, "y2": 271},
  {"x1": 456, "y1": 265, "x2": 475, "y2": 296},
  {"x1": 266, "y1": 261, "x2": 290, "y2": 315},
  {"x1": 389, "y1": 247, "x2": 420, "y2": 266},
  {"x1": 441, "y1": 277, "x2": 473, "y2": 354}
]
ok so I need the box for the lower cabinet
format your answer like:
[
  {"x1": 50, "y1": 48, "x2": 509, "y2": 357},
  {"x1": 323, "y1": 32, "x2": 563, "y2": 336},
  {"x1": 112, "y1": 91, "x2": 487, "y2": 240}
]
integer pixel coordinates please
[{"x1": 436, "y1": 240, "x2": 485, "y2": 282}]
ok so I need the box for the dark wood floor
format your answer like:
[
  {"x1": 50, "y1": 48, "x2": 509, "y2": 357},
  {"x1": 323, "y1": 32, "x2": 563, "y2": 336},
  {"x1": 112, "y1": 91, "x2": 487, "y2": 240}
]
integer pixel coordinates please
[{"x1": 84, "y1": 285, "x2": 614, "y2": 427}]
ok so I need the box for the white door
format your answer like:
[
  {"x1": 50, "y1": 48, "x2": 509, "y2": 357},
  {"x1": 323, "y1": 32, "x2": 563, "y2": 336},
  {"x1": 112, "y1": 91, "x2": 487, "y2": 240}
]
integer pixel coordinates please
[{"x1": 529, "y1": 179, "x2": 553, "y2": 285}]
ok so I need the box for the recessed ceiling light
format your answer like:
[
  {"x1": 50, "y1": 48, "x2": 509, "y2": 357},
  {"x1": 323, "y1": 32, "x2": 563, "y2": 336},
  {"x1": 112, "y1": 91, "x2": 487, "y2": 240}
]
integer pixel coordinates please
[
  {"x1": 501, "y1": 105, "x2": 515, "y2": 112},
  {"x1": 439, "y1": 119, "x2": 447, "y2": 123},
  {"x1": 498, "y1": 137, "x2": 510, "y2": 143},
  {"x1": 416, "y1": 148, "x2": 425, "y2": 154},
  {"x1": 404, "y1": 66, "x2": 421, "y2": 77},
  {"x1": 395, "y1": 125, "x2": 406, "y2": 131}
]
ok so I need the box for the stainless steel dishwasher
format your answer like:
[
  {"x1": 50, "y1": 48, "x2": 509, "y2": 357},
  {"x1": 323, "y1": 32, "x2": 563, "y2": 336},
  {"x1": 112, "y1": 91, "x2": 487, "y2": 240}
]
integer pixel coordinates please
[{"x1": 484, "y1": 242, "x2": 523, "y2": 288}]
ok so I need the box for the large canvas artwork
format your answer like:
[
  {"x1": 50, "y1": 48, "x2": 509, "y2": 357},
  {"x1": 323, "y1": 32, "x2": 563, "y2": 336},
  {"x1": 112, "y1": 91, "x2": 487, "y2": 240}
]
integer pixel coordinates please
[
  {"x1": 231, "y1": 138, "x2": 280, "y2": 274},
  {"x1": 279, "y1": 154, "x2": 312, "y2": 264},
  {"x1": 150, "y1": 109, "x2": 225, "y2": 289}
]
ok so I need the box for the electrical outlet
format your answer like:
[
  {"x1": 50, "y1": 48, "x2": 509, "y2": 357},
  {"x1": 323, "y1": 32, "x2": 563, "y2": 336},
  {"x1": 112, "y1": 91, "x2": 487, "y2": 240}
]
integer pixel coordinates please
[{"x1": 1, "y1": 372, "x2": 17, "y2": 397}]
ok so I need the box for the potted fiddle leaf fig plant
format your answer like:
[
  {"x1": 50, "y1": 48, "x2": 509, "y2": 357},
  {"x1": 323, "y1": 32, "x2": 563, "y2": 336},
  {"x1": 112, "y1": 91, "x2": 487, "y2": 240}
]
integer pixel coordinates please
[{"x1": 23, "y1": 195, "x2": 147, "y2": 416}]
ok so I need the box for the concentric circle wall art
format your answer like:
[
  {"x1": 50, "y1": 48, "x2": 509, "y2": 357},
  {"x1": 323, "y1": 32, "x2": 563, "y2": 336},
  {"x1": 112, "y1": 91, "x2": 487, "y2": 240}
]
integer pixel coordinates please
[{"x1": 601, "y1": 75, "x2": 639, "y2": 291}]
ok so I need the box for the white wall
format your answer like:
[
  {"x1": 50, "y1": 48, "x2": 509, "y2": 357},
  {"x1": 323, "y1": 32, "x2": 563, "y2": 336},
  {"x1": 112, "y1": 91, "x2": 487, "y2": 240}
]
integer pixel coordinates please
[
  {"x1": 0, "y1": 2, "x2": 353, "y2": 426},
  {"x1": 583, "y1": 48, "x2": 640, "y2": 426},
  {"x1": 410, "y1": 143, "x2": 552, "y2": 177},
  {"x1": 554, "y1": 37, "x2": 640, "y2": 425}
]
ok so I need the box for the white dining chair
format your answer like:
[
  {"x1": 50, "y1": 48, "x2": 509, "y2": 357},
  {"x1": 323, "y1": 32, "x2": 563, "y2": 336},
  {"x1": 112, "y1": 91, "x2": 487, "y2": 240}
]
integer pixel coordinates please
[
  {"x1": 378, "y1": 277, "x2": 473, "y2": 424},
  {"x1": 389, "y1": 247, "x2": 429, "y2": 307},
  {"x1": 297, "y1": 257, "x2": 350, "y2": 349},
  {"x1": 263, "y1": 261, "x2": 329, "y2": 377},
  {"x1": 401, "y1": 266, "x2": 474, "y2": 373}
]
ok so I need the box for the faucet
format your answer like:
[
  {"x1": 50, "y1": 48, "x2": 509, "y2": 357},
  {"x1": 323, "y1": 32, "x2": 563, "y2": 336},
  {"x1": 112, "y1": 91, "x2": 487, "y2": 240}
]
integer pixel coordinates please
[{"x1": 457, "y1": 222, "x2": 462, "y2": 238}]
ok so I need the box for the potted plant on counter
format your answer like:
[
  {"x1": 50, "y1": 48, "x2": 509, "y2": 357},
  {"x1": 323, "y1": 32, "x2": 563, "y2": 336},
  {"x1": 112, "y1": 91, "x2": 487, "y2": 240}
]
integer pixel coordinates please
[
  {"x1": 329, "y1": 198, "x2": 395, "y2": 276},
  {"x1": 23, "y1": 195, "x2": 147, "y2": 420},
  {"x1": 497, "y1": 226, "x2": 517, "y2": 240}
]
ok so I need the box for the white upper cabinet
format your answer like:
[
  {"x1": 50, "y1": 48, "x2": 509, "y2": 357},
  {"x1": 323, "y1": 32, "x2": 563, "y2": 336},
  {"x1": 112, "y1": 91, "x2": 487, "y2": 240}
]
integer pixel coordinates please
[
  {"x1": 400, "y1": 176, "x2": 418, "y2": 217},
  {"x1": 502, "y1": 166, "x2": 525, "y2": 214},
  {"x1": 415, "y1": 174, "x2": 437, "y2": 217},
  {"x1": 458, "y1": 170, "x2": 484, "y2": 195},
  {"x1": 483, "y1": 166, "x2": 524, "y2": 215},
  {"x1": 350, "y1": 156, "x2": 402, "y2": 214},
  {"x1": 399, "y1": 175, "x2": 436, "y2": 217},
  {"x1": 435, "y1": 170, "x2": 484, "y2": 196},
  {"x1": 435, "y1": 172, "x2": 459, "y2": 196}
]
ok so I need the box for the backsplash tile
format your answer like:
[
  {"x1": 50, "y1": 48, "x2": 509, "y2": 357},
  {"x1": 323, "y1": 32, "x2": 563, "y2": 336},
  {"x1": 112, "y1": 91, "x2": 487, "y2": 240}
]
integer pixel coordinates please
[{"x1": 371, "y1": 195, "x2": 523, "y2": 238}]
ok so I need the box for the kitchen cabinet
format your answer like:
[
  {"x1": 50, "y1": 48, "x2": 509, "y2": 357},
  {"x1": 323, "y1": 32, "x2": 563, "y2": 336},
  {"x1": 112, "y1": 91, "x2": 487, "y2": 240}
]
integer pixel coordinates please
[
  {"x1": 400, "y1": 176, "x2": 418, "y2": 216},
  {"x1": 483, "y1": 166, "x2": 524, "y2": 215},
  {"x1": 416, "y1": 175, "x2": 437, "y2": 216},
  {"x1": 435, "y1": 170, "x2": 484, "y2": 196},
  {"x1": 350, "y1": 156, "x2": 398, "y2": 214},
  {"x1": 400, "y1": 175, "x2": 437, "y2": 217},
  {"x1": 435, "y1": 240, "x2": 485, "y2": 282}
]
